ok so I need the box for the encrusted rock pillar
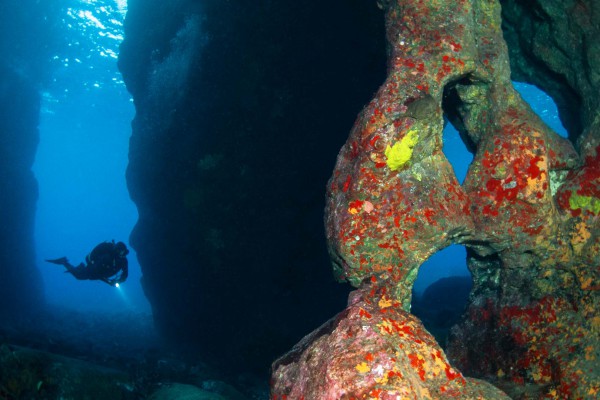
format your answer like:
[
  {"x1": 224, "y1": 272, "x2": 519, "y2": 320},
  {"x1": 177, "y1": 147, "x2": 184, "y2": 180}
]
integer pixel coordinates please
[{"x1": 325, "y1": 0, "x2": 478, "y2": 308}]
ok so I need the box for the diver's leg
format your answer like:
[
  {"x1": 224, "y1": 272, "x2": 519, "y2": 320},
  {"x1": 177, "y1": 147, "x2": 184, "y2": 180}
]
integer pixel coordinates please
[
  {"x1": 63, "y1": 263, "x2": 89, "y2": 280},
  {"x1": 46, "y1": 257, "x2": 76, "y2": 271},
  {"x1": 46, "y1": 258, "x2": 90, "y2": 280}
]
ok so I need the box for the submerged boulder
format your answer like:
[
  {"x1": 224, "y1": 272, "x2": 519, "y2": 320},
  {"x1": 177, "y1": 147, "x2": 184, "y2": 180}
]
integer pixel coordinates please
[{"x1": 271, "y1": 289, "x2": 509, "y2": 399}]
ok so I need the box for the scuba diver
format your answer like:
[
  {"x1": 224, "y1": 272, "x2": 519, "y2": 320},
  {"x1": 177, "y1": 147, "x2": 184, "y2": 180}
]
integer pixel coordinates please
[{"x1": 46, "y1": 240, "x2": 129, "y2": 287}]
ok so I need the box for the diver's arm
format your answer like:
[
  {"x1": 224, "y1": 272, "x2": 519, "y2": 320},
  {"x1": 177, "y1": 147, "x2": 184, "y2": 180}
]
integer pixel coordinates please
[{"x1": 100, "y1": 277, "x2": 117, "y2": 287}]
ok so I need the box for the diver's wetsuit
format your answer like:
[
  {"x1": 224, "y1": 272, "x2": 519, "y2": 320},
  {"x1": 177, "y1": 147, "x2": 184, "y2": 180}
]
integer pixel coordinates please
[{"x1": 47, "y1": 241, "x2": 129, "y2": 286}]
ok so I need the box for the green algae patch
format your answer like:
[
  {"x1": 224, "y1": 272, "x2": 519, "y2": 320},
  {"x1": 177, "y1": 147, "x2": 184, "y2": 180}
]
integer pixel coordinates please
[
  {"x1": 385, "y1": 129, "x2": 419, "y2": 171},
  {"x1": 569, "y1": 192, "x2": 600, "y2": 215}
]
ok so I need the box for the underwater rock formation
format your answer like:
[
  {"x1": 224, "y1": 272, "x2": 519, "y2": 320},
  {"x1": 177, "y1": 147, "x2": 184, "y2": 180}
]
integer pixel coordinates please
[
  {"x1": 0, "y1": 66, "x2": 43, "y2": 320},
  {"x1": 500, "y1": 0, "x2": 600, "y2": 143},
  {"x1": 119, "y1": 0, "x2": 387, "y2": 373},
  {"x1": 273, "y1": 0, "x2": 599, "y2": 397},
  {"x1": 271, "y1": 288, "x2": 509, "y2": 399},
  {"x1": 447, "y1": 1, "x2": 600, "y2": 398}
]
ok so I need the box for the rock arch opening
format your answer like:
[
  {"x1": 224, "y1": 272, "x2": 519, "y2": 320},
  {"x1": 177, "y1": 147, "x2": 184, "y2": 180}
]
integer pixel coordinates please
[{"x1": 411, "y1": 244, "x2": 472, "y2": 348}]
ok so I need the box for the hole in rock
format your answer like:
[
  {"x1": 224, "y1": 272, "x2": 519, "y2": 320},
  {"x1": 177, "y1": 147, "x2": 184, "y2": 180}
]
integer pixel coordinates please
[
  {"x1": 441, "y1": 75, "x2": 480, "y2": 185},
  {"x1": 440, "y1": 79, "x2": 567, "y2": 185},
  {"x1": 442, "y1": 119, "x2": 473, "y2": 184},
  {"x1": 411, "y1": 244, "x2": 472, "y2": 348},
  {"x1": 513, "y1": 82, "x2": 568, "y2": 138}
]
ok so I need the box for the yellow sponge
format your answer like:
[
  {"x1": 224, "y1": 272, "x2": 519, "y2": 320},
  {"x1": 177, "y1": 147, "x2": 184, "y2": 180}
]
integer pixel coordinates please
[{"x1": 384, "y1": 129, "x2": 419, "y2": 171}]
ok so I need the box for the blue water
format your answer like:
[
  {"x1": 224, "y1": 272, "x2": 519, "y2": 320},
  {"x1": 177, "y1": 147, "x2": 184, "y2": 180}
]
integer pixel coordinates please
[{"x1": 33, "y1": 0, "x2": 149, "y2": 313}]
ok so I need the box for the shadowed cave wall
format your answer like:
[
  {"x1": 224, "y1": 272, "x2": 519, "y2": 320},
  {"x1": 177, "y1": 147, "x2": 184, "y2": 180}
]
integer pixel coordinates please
[
  {"x1": 0, "y1": 0, "x2": 63, "y2": 321},
  {"x1": 119, "y1": 0, "x2": 387, "y2": 373},
  {"x1": 0, "y1": 65, "x2": 42, "y2": 320}
]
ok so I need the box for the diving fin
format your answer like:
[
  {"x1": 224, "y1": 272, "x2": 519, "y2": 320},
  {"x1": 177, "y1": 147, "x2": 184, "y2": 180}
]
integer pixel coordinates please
[{"x1": 45, "y1": 257, "x2": 68, "y2": 265}]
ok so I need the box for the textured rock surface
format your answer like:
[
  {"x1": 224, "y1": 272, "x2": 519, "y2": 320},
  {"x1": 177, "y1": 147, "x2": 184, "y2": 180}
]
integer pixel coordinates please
[
  {"x1": 447, "y1": 1, "x2": 600, "y2": 398},
  {"x1": 119, "y1": 0, "x2": 387, "y2": 373},
  {"x1": 274, "y1": 0, "x2": 599, "y2": 397},
  {"x1": 271, "y1": 289, "x2": 509, "y2": 399},
  {"x1": 325, "y1": 0, "x2": 578, "y2": 308}
]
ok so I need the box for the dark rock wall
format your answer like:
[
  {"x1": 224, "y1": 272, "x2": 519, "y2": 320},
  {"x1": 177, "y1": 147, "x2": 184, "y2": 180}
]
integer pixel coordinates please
[
  {"x1": 0, "y1": 66, "x2": 43, "y2": 320},
  {"x1": 0, "y1": 0, "x2": 60, "y2": 321},
  {"x1": 119, "y1": 0, "x2": 387, "y2": 373}
]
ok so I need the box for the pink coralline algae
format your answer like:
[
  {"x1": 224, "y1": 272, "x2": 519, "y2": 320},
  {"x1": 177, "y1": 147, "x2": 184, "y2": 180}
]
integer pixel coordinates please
[{"x1": 271, "y1": 0, "x2": 599, "y2": 398}]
